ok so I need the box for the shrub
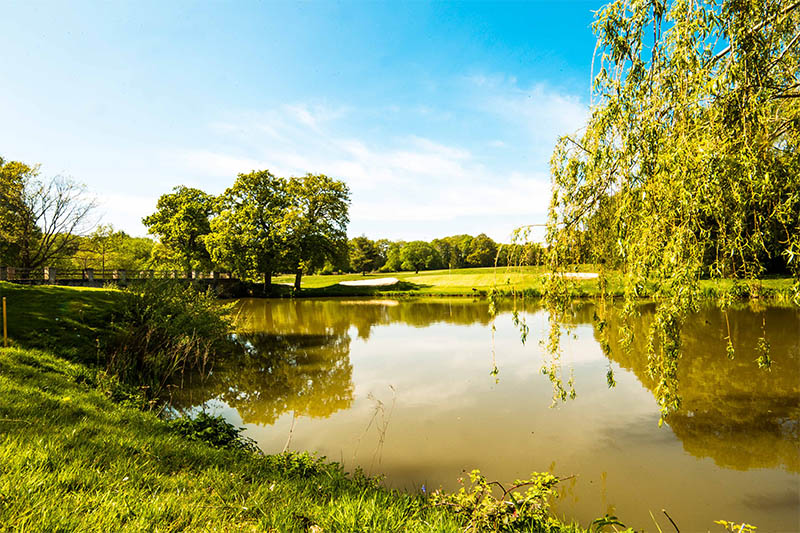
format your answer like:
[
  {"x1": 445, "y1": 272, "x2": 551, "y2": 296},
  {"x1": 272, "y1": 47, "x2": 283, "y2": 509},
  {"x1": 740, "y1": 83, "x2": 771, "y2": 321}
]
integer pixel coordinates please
[
  {"x1": 169, "y1": 411, "x2": 259, "y2": 453},
  {"x1": 105, "y1": 280, "x2": 234, "y2": 399}
]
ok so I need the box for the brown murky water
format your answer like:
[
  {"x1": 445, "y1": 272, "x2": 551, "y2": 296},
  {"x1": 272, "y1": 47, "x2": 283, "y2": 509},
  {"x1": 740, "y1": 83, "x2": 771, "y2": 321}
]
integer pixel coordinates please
[{"x1": 175, "y1": 298, "x2": 800, "y2": 532}]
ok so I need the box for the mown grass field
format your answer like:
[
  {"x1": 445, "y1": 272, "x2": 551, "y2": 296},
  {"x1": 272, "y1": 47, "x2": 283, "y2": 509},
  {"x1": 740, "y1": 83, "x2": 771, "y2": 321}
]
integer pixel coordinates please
[
  {"x1": 274, "y1": 266, "x2": 571, "y2": 296},
  {"x1": 273, "y1": 266, "x2": 796, "y2": 299}
]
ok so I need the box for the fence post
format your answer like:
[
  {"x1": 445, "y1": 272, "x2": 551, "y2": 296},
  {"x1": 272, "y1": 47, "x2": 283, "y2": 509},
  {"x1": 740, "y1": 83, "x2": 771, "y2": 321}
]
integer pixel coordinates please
[
  {"x1": 6, "y1": 267, "x2": 15, "y2": 281},
  {"x1": 113, "y1": 269, "x2": 127, "y2": 282},
  {"x1": 210, "y1": 271, "x2": 219, "y2": 280},
  {"x1": 84, "y1": 268, "x2": 95, "y2": 282},
  {"x1": 0, "y1": 267, "x2": 7, "y2": 281},
  {"x1": 44, "y1": 267, "x2": 57, "y2": 284}
]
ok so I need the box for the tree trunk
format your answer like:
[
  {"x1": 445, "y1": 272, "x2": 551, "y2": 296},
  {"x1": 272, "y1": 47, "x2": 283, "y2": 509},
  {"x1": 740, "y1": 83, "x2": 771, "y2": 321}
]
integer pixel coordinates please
[
  {"x1": 263, "y1": 271, "x2": 272, "y2": 292},
  {"x1": 294, "y1": 269, "x2": 302, "y2": 291}
]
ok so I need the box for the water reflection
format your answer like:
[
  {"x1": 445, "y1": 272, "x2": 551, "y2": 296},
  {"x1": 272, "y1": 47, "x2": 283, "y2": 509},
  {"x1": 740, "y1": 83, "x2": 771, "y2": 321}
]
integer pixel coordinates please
[
  {"x1": 174, "y1": 332, "x2": 354, "y2": 424},
  {"x1": 234, "y1": 297, "x2": 533, "y2": 339},
  {"x1": 174, "y1": 297, "x2": 799, "y2": 531},
  {"x1": 185, "y1": 298, "x2": 800, "y2": 474},
  {"x1": 596, "y1": 303, "x2": 800, "y2": 473}
]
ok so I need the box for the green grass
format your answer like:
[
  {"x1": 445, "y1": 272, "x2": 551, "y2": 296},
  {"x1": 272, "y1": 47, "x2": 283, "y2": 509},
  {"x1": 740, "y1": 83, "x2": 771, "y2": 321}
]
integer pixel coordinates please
[
  {"x1": 0, "y1": 282, "x2": 120, "y2": 362},
  {"x1": 275, "y1": 266, "x2": 555, "y2": 297},
  {"x1": 273, "y1": 266, "x2": 796, "y2": 300}
]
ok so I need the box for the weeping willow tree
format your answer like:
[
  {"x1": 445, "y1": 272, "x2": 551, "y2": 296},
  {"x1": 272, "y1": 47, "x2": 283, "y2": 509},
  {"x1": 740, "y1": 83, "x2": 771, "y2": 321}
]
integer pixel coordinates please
[{"x1": 545, "y1": 0, "x2": 800, "y2": 419}]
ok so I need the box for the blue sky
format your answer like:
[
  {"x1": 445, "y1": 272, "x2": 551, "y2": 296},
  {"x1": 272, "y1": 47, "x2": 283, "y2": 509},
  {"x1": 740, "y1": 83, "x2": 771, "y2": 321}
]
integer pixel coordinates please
[{"x1": 0, "y1": 1, "x2": 599, "y2": 242}]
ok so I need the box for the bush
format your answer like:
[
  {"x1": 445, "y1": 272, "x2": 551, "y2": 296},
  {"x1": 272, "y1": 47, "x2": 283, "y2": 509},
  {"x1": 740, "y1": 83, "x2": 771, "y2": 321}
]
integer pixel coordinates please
[
  {"x1": 169, "y1": 411, "x2": 259, "y2": 453},
  {"x1": 105, "y1": 281, "x2": 234, "y2": 399}
]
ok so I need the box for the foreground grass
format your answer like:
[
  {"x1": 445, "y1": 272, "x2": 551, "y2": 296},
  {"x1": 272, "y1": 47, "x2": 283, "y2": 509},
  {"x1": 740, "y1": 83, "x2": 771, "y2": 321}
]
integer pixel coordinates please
[
  {"x1": 272, "y1": 266, "x2": 796, "y2": 299},
  {"x1": 0, "y1": 347, "x2": 481, "y2": 532}
]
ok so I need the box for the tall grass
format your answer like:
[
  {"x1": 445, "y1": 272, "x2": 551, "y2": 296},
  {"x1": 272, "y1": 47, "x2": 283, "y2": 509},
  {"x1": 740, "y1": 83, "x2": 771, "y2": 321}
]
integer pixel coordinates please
[{"x1": 105, "y1": 281, "x2": 234, "y2": 399}]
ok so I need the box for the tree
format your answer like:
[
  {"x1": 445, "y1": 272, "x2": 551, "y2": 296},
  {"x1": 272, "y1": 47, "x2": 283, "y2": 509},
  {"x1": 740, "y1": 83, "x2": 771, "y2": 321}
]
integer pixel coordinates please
[
  {"x1": 466, "y1": 233, "x2": 498, "y2": 267},
  {"x1": 348, "y1": 236, "x2": 381, "y2": 274},
  {"x1": 67, "y1": 227, "x2": 154, "y2": 273},
  {"x1": 0, "y1": 157, "x2": 34, "y2": 265},
  {"x1": 545, "y1": 0, "x2": 800, "y2": 417},
  {"x1": 283, "y1": 174, "x2": 350, "y2": 290},
  {"x1": 400, "y1": 241, "x2": 441, "y2": 273},
  {"x1": 204, "y1": 171, "x2": 289, "y2": 288},
  {"x1": 142, "y1": 186, "x2": 214, "y2": 275},
  {"x1": 380, "y1": 241, "x2": 405, "y2": 272},
  {"x1": 0, "y1": 156, "x2": 96, "y2": 270}
]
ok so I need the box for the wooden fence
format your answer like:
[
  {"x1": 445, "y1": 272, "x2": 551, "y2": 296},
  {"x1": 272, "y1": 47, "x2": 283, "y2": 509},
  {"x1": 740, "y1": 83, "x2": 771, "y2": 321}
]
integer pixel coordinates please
[{"x1": 0, "y1": 267, "x2": 236, "y2": 286}]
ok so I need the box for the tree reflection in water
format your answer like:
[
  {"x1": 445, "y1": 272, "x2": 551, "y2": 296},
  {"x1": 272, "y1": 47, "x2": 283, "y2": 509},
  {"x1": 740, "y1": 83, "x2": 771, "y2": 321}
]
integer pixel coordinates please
[
  {"x1": 592, "y1": 302, "x2": 799, "y2": 473},
  {"x1": 176, "y1": 297, "x2": 798, "y2": 475},
  {"x1": 173, "y1": 332, "x2": 354, "y2": 425}
]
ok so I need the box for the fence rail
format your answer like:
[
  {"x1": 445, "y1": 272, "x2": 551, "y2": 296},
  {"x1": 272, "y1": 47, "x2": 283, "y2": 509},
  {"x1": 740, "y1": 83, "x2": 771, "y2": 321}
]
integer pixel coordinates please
[{"x1": 0, "y1": 266, "x2": 236, "y2": 285}]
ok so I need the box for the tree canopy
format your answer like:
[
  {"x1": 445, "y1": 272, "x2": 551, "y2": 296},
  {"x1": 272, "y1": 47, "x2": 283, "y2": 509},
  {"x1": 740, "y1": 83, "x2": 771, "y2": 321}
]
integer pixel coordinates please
[
  {"x1": 0, "y1": 156, "x2": 96, "y2": 270},
  {"x1": 142, "y1": 186, "x2": 214, "y2": 274},
  {"x1": 204, "y1": 171, "x2": 289, "y2": 286},
  {"x1": 545, "y1": 0, "x2": 800, "y2": 418},
  {"x1": 283, "y1": 174, "x2": 351, "y2": 289}
]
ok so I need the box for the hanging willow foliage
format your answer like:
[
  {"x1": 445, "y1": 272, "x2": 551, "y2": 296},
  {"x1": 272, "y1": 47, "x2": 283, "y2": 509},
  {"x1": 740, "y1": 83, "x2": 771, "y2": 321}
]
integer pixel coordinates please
[{"x1": 545, "y1": 0, "x2": 800, "y2": 419}]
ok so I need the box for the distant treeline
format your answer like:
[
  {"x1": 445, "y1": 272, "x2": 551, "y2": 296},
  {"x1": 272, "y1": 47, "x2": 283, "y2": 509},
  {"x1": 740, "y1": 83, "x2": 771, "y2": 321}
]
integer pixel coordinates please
[{"x1": 343, "y1": 234, "x2": 543, "y2": 274}]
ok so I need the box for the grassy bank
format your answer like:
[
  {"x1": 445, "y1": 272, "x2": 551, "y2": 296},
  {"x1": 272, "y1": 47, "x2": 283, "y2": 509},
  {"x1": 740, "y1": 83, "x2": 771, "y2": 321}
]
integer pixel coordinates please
[
  {"x1": 0, "y1": 346, "x2": 477, "y2": 532},
  {"x1": 0, "y1": 282, "x2": 596, "y2": 532},
  {"x1": 272, "y1": 266, "x2": 796, "y2": 300}
]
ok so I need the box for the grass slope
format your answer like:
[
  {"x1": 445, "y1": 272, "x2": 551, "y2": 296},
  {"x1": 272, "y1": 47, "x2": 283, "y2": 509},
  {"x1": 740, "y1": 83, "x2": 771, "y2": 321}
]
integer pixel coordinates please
[{"x1": 0, "y1": 347, "x2": 474, "y2": 532}]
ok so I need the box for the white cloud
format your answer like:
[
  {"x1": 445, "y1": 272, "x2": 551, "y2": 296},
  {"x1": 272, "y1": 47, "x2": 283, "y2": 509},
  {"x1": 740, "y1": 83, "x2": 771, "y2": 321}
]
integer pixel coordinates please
[{"x1": 165, "y1": 78, "x2": 585, "y2": 242}]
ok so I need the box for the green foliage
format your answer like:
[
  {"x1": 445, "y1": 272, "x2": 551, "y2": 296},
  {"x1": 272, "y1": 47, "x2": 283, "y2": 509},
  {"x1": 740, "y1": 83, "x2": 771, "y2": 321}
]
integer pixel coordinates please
[
  {"x1": 543, "y1": 0, "x2": 800, "y2": 418},
  {"x1": 0, "y1": 156, "x2": 36, "y2": 265},
  {"x1": 589, "y1": 514, "x2": 628, "y2": 532},
  {"x1": 142, "y1": 186, "x2": 215, "y2": 273},
  {"x1": 205, "y1": 170, "x2": 289, "y2": 284},
  {"x1": 62, "y1": 225, "x2": 155, "y2": 273},
  {"x1": 714, "y1": 520, "x2": 757, "y2": 533},
  {"x1": 430, "y1": 469, "x2": 563, "y2": 532},
  {"x1": 0, "y1": 155, "x2": 96, "y2": 270},
  {"x1": 264, "y1": 451, "x2": 328, "y2": 478},
  {"x1": 466, "y1": 233, "x2": 499, "y2": 267},
  {"x1": 400, "y1": 240, "x2": 442, "y2": 273},
  {"x1": 169, "y1": 411, "x2": 259, "y2": 453},
  {"x1": 349, "y1": 235, "x2": 384, "y2": 273},
  {"x1": 283, "y1": 173, "x2": 351, "y2": 289},
  {"x1": 105, "y1": 281, "x2": 234, "y2": 399}
]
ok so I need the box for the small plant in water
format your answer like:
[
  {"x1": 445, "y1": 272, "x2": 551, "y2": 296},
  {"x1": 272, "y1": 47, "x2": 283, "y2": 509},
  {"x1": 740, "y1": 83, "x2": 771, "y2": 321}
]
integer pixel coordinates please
[
  {"x1": 430, "y1": 469, "x2": 563, "y2": 531},
  {"x1": 714, "y1": 519, "x2": 757, "y2": 532},
  {"x1": 590, "y1": 514, "x2": 628, "y2": 532}
]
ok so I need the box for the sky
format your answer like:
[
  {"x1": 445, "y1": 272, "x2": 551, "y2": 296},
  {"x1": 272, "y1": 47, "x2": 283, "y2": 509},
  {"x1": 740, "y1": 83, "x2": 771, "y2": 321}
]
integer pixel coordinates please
[{"x1": 0, "y1": 1, "x2": 600, "y2": 243}]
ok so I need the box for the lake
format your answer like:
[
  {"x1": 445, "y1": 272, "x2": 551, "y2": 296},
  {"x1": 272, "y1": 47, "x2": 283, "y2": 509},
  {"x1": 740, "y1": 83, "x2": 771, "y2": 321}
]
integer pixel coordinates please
[{"x1": 174, "y1": 297, "x2": 800, "y2": 532}]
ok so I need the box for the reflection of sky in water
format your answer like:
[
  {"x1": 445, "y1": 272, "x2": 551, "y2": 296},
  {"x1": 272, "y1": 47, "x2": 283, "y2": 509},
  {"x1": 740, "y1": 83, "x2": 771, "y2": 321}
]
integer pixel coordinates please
[{"x1": 188, "y1": 299, "x2": 799, "y2": 532}]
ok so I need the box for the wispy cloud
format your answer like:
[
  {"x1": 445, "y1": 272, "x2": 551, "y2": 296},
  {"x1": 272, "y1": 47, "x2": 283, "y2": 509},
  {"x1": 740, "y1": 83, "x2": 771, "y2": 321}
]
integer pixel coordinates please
[{"x1": 169, "y1": 77, "x2": 585, "y2": 241}]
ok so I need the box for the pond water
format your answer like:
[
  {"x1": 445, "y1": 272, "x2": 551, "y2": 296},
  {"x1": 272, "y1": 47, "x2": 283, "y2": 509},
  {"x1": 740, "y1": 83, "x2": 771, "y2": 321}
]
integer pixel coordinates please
[{"x1": 175, "y1": 298, "x2": 800, "y2": 532}]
